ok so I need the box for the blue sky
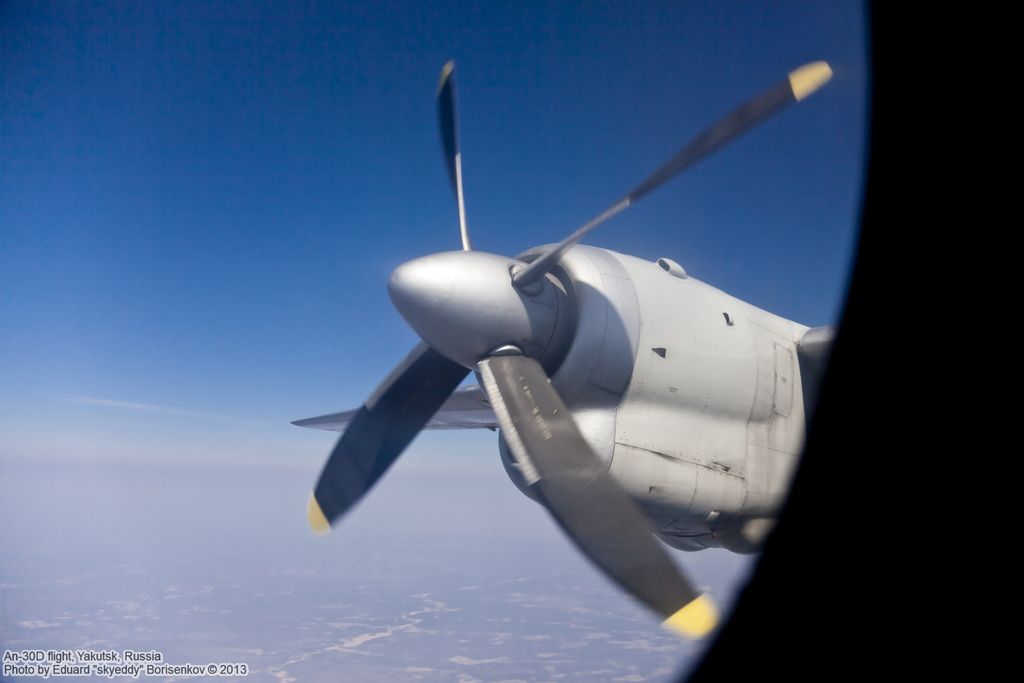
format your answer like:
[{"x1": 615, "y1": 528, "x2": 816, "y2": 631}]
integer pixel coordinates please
[{"x1": 0, "y1": 1, "x2": 867, "y2": 465}]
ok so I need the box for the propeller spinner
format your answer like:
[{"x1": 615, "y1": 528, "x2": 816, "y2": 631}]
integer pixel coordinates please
[{"x1": 307, "y1": 60, "x2": 832, "y2": 638}]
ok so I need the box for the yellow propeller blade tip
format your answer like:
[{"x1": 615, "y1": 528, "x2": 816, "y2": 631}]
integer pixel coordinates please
[
  {"x1": 438, "y1": 60, "x2": 455, "y2": 92},
  {"x1": 307, "y1": 493, "x2": 331, "y2": 536},
  {"x1": 664, "y1": 594, "x2": 719, "y2": 639},
  {"x1": 788, "y1": 61, "x2": 833, "y2": 101}
]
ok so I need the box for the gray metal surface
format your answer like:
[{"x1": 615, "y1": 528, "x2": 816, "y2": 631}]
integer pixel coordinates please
[
  {"x1": 478, "y1": 354, "x2": 702, "y2": 620},
  {"x1": 602, "y1": 249, "x2": 811, "y2": 549},
  {"x1": 387, "y1": 250, "x2": 571, "y2": 369}
]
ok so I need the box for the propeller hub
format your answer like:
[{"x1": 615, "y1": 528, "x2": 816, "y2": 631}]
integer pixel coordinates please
[{"x1": 388, "y1": 251, "x2": 567, "y2": 369}]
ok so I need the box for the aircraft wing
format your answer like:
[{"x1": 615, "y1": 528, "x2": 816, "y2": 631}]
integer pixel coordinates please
[{"x1": 291, "y1": 385, "x2": 498, "y2": 432}]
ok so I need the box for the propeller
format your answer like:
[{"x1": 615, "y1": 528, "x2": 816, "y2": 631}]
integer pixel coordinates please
[
  {"x1": 437, "y1": 61, "x2": 472, "y2": 251},
  {"x1": 477, "y1": 353, "x2": 716, "y2": 636},
  {"x1": 512, "y1": 61, "x2": 833, "y2": 288},
  {"x1": 307, "y1": 343, "x2": 468, "y2": 533},
  {"x1": 307, "y1": 60, "x2": 833, "y2": 638}
]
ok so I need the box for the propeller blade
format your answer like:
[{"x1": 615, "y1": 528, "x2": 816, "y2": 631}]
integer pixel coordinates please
[
  {"x1": 437, "y1": 60, "x2": 472, "y2": 251},
  {"x1": 308, "y1": 342, "x2": 469, "y2": 533},
  {"x1": 477, "y1": 354, "x2": 718, "y2": 638},
  {"x1": 512, "y1": 60, "x2": 833, "y2": 288}
]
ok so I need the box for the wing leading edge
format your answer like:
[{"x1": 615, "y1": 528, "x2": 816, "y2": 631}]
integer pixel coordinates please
[{"x1": 292, "y1": 385, "x2": 498, "y2": 433}]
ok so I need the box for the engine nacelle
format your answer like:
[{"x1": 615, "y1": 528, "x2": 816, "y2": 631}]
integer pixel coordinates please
[
  {"x1": 493, "y1": 244, "x2": 811, "y2": 552},
  {"x1": 495, "y1": 244, "x2": 639, "y2": 502}
]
